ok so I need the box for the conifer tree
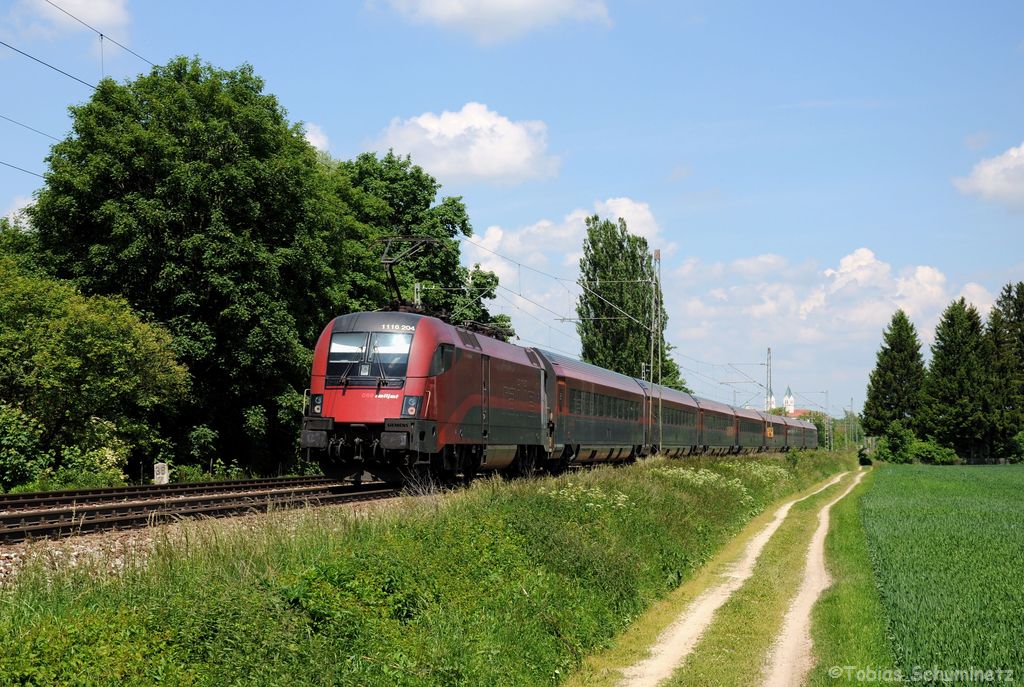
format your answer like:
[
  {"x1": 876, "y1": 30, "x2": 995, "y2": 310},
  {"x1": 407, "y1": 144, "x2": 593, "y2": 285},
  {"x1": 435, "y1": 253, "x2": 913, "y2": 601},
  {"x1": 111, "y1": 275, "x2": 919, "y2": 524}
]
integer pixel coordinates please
[
  {"x1": 862, "y1": 310, "x2": 926, "y2": 436},
  {"x1": 987, "y1": 282, "x2": 1024, "y2": 460},
  {"x1": 920, "y1": 298, "x2": 988, "y2": 462},
  {"x1": 575, "y1": 215, "x2": 688, "y2": 391}
]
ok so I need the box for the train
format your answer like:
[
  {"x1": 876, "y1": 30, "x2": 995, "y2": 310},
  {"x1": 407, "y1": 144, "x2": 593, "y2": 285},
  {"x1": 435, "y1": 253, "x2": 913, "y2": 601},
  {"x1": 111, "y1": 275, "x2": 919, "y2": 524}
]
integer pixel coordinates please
[{"x1": 299, "y1": 311, "x2": 818, "y2": 483}]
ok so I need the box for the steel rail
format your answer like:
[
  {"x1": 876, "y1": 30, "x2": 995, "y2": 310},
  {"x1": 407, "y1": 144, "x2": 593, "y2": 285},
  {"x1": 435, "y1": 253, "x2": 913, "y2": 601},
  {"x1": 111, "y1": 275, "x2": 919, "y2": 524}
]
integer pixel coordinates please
[
  {"x1": 0, "y1": 475, "x2": 336, "y2": 508},
  {"x1": 0, "y1": 476, "x2": 340, "y2": 513},
  {"x1": 0, "y1": 483, "x2": 397, "y2": 544}
]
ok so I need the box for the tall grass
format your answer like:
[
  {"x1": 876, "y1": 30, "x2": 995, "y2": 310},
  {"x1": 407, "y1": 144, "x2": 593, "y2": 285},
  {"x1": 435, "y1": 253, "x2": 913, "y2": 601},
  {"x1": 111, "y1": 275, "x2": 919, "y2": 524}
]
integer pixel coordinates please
[{"x1": 0, "y1": 451, "x2": 849, "y2": 686}]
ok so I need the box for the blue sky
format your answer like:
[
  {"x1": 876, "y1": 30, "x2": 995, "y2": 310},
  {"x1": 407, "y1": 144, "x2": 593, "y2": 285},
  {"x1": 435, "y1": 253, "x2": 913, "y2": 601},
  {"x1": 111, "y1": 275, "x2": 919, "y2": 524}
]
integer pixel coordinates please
[{"x1": 2, "y1": 0, "x2": 1022, "y2": 415}]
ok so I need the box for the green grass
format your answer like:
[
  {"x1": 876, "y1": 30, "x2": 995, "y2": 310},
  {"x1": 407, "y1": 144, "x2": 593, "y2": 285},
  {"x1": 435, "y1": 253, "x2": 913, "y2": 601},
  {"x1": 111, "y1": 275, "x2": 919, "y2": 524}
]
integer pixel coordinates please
[
  {"x1": 0, "y1": 451, "x2": 849, "y2": 686},
  {"x1": 860, "y1": 465, "x2": 1024, "y2": 676},
  {"x1": 663, "y1": 472, "x2": 853, "y2": 687},
  {"x1": 807, "y1": 468, "x2": 896, "y2": 685}
]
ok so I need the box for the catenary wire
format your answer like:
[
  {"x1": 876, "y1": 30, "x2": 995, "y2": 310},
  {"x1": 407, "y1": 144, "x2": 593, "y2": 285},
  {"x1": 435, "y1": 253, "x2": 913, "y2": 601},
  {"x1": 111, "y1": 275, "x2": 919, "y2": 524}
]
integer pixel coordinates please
[
  {"x1": 0, "y1": 160, "x2": 45, "y2": 178},
  {"x1": 41, "y1": 0, "x2": 155, "y2": 67},
  {"x1": 0, "y1": 114, "x2": 60, "y2": 141},
  {"x1": 0, "y1": 40, "x2": 96, "y2": 89}
]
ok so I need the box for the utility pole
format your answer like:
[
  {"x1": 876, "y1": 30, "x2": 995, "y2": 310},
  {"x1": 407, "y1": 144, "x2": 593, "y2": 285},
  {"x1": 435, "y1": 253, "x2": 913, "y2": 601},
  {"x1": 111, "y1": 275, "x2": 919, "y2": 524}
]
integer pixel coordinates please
[
  {"x1": 655, "y1": 249, "x2": 663, "y2": 449},
  {"x1": 647, "y1": 254, "x2": 656, "y2": 451},
  {"x1": 765, "y1": 347, "x2": 773, "y2": 411},
  {"x1": 847, "y1": 397, "x2": 852, "y2": 449},
  {"x1": 825, "y1": 389, "x2": 832, "y2": 451}
]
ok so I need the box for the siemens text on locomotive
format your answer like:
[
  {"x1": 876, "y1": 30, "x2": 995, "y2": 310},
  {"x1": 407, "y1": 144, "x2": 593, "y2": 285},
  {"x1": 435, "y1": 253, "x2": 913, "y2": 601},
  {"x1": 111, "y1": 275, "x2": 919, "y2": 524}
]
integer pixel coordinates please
[{"x1": 300, "y1": 312, "x2": 818, "y2": 482}]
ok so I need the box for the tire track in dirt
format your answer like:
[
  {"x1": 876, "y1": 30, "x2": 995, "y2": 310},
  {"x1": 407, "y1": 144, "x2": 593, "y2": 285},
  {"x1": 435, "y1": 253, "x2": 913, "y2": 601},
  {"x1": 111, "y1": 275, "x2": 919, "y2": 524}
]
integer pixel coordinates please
[
  {"x1": 760, "y1": 469, "x2": 866, "y2": 687},
  {"x1": 619, "y1": 471, "x2": 851, "y2": 687}
]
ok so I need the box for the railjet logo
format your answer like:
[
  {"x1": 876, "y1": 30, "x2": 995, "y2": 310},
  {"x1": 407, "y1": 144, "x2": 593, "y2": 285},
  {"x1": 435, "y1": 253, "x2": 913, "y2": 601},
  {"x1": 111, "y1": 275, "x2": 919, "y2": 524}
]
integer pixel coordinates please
[{"x1": 361, "y1": 392, "x2": 400, "y2": 399}]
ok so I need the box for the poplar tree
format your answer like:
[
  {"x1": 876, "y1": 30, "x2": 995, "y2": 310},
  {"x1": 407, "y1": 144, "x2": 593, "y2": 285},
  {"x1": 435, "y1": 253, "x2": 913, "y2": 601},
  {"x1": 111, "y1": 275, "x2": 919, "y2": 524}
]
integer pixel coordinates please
[
  {"x1": 575, "y1": 215, "x2": 688, "y2": 391},
  {"x1": 862, "y1": 310, "x2": 926, "y2": 436},
  {"x1": 919, "y1": 298, "x2": 988, "y2": 462}
]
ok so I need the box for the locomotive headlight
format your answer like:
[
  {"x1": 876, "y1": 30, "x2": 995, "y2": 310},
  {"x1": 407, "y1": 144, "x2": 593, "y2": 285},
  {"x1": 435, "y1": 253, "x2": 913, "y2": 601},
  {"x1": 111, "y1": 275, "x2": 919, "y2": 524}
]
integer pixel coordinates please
[
  {"x1": 311, "y1": 394, "x2": 323, "y2": 417},
  {"x1": 403, "y1": 396, "x2": 422, "y2": 418}
]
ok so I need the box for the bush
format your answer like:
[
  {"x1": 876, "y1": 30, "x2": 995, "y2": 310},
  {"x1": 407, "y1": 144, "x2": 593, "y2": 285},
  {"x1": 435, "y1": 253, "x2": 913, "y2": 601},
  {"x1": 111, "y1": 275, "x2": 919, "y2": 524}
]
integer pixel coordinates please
[
  {"x1": 9, "y1": 417, "x2": 129, "y2": 492},
  {"x1": 911, "y1": 438, "x2": 959, "y2": 465},
  {"x1": 875, "y1": 420, "x2": 916, "y2": 464},
  {"x1": 172, "y1": 463, "x2": 209, "y2": 483},
  {"x1": 1012, "y1": 431, "x2": 1024, "y2": 463},
  {"x1": 0, "y1": 403, "x2": 50, "y2": 491},
  {"x1": 858, "y1": 446, "x2": 873, "y2": 466},
  {"x1": 0, "y1": 257, "x2": 189, "y2": 487}
]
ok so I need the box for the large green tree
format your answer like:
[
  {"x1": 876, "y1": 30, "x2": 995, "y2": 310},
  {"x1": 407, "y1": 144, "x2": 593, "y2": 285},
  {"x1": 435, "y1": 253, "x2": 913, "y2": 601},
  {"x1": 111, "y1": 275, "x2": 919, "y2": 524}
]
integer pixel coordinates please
[
  {"x1": 332, "y1": 151, "x2": 512, "y2": 338},
  {"x1": 575, "y1": 215, "x2": 687, "y2": 391},
  {"x1": 919, "y1": 298, "x2": 989, "y2": 462},
  {"x1": 27, "y1": 57, "x2": 351, "y2": 471},
  {"x1": 862, "y1": 309, "x2": 926, "y2": 436}
]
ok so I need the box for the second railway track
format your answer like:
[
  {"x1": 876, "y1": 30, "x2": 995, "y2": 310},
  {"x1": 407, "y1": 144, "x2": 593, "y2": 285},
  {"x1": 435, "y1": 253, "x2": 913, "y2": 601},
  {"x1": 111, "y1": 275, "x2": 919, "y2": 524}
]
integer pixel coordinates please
[{"x1": 0, "y1": 476, "x2": 397, "y2": 544}]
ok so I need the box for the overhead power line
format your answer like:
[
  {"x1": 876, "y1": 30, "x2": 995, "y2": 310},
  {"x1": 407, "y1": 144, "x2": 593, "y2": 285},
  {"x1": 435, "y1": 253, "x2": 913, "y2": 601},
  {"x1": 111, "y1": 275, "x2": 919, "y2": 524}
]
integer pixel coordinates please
[
  {"x1": 0, "y1": 39, "x2": 96, "y2": 89},
  {"x1": 0, "y1": 160, "x2": 45, "y2": 179},
  {"x1": 42, "y1": 0, "x2": 154, "y2": 67},
  {"x1": 0, "y1": 113, "x2": 60, "y2": 141}
]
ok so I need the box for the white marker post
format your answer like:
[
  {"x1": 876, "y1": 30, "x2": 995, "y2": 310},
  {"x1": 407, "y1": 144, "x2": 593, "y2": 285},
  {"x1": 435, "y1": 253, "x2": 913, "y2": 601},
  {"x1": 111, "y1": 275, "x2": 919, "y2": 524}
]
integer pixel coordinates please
[{"x1": 153, "y1": 462, "x2": 169, "y2": 485}]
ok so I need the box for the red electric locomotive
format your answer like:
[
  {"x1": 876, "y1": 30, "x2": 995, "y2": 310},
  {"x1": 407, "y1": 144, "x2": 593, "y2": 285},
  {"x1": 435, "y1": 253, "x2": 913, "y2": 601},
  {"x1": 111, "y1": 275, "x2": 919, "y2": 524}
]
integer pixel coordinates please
[{"x1": 300, "y1": 311, "x2": 552, "y2": 482}]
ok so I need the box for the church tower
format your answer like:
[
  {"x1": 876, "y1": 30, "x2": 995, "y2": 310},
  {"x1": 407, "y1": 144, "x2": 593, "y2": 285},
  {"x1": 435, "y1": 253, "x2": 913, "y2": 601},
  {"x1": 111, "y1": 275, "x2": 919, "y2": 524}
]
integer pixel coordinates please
[{"x1": 783, "y1": 386, "x2": 795, "y2": 416}]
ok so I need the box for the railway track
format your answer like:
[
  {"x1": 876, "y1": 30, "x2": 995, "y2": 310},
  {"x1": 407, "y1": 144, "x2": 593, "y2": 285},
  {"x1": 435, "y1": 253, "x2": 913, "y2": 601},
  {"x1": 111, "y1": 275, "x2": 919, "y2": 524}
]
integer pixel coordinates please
[{"x1": 0, "y1": 476, "x2": 397, "y2": 544}]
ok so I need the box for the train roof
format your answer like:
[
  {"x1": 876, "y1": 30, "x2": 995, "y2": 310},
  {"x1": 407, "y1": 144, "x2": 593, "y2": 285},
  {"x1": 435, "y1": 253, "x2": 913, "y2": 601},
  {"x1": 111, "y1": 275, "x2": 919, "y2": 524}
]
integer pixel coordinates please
[
  {"x1": 694, "y1": 396, "x2": 735, "y2": 416},
  {"x1": 535, "y1": 349, "x2": 645, "y2": 396},
  {"x1": 633, "y1": 379, "x2": 700, "y2": 409},
  {"x1": 756, "y1": 410, "x2": 790, "y2": 426},
  {"x1": 734, "y1": 406, "x2": 763, "y2": 421}
]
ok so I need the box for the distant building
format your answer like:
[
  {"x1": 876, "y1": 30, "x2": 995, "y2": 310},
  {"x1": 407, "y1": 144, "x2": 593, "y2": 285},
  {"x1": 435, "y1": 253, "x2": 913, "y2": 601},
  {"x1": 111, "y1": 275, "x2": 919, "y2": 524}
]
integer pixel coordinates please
[{"x1": 778, "y1": 386, "x2": 816, "y2": 417}]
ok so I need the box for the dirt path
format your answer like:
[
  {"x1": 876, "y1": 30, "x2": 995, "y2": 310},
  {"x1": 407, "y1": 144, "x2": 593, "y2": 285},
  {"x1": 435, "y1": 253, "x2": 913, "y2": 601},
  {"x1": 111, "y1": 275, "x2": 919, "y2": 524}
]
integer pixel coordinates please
[
  {"x1": 760, "y1": 469, "x2": 866, "y2": 687},
  {"x1": 618, "y1": 471, "x2": 850, "y2": 687}
]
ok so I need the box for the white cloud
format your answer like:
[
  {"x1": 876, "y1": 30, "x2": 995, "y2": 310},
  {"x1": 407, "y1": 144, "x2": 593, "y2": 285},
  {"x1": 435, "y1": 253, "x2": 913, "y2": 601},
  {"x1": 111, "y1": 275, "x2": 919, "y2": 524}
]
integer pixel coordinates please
[
  {"x1": 894, "y1": 265, "x2": 947, "y2": 319},
  {"x1": 373, "y1": 102, "x2": 559, "y2": 185},
  {"x1": 378, "y1": 0, "x2": 610, "y2": 43},
  {"x1": 595, "y1": 197, "x2": 660, "y2": 240},
  {"x1": 954, "y1": 142, "x2": 1024, "y2": 208},
  {"x1": 823, "y1": 247, "x2": 893, "y2": 293},
  {"x1": 6, "y1": 0, "x2": 129, "y2": 41},
  {"x1": 798, "y1": 286, "x2": 826, "y2": 319},
  {"x1": 3, "y1": 195, "x2": 32, "y2": 223},
  {"x1": 303, "y1": 122, "x2": 330, "y2": 151},
  {"x1": 959, "y1": 282, "x2": 995, "y2": 316}
]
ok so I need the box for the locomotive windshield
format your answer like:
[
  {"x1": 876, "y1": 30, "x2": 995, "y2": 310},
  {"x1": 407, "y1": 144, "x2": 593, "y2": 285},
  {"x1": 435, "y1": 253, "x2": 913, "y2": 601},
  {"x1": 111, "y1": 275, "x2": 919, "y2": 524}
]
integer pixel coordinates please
[{"x1": 326, "y1": 331, "x2": 413, "y2": 382}]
